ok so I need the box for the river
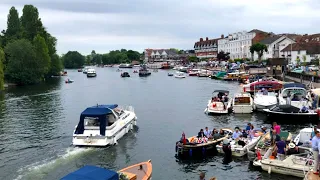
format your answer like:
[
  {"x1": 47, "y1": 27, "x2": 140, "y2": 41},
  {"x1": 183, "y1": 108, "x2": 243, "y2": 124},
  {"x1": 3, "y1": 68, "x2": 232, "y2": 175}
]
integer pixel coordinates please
[{"x1": 0, "y1": 67, "x2": 312, "y2": 180}]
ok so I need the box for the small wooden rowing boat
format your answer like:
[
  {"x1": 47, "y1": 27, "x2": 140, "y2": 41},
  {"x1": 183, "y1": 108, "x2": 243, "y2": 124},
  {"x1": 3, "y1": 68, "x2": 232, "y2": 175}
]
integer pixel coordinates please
[{"x1": 118, "y1": 159, "x2": 152, "y2": 180}]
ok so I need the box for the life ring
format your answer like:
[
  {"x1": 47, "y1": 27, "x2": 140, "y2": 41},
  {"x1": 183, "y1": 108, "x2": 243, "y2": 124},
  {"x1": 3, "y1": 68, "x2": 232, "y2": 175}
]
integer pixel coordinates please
[{"x1": 212, "y1": 103, "x2": 217, "y2": 108}]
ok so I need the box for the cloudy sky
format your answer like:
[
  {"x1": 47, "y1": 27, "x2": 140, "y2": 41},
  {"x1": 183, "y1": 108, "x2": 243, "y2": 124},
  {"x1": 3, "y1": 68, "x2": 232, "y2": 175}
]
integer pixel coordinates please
[{"x1": 0, "y1": 0, "x2": 319, "y2": 55}]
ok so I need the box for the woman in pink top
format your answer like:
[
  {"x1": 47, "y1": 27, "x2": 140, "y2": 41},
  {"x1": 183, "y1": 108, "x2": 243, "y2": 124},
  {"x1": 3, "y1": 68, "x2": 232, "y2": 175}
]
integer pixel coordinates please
[{"x1": 273, "y1": 122, "x2": 281, "y2": 134}]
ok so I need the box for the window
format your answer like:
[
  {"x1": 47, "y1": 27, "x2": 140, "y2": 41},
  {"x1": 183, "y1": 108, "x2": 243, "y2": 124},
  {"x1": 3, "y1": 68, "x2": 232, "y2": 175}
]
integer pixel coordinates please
[{"x1": 298, "y1": 51, "x2": 300, "y2": 54}]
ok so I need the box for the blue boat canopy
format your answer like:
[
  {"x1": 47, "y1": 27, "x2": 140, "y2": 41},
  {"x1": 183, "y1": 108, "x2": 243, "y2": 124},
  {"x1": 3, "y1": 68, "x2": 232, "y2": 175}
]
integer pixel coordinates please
[
  {"x1": 283, "y1": 83, "x2": 306, "y2": 89},
  {"x1": 61, "y1": 165, "x2": 119, "y2": 180},
  {"x1": 75, "y1": 104, "x2": 118, "y2": 136}
]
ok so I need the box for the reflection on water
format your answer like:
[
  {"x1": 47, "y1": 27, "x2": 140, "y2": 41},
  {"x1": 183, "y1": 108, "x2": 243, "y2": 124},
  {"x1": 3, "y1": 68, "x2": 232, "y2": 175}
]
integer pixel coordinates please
[{"x1": 0, "y1": 68, "x2": 313, "y2": 180}]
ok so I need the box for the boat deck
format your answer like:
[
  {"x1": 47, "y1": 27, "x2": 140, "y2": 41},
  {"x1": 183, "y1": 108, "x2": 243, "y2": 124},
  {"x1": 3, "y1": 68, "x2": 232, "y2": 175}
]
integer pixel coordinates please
[
  {"x1": 119, "y1": 160, "x2": 152, "y2": 180},
  {"x1": 306, "y1": 171, "x2": 320, "y2": 180}
]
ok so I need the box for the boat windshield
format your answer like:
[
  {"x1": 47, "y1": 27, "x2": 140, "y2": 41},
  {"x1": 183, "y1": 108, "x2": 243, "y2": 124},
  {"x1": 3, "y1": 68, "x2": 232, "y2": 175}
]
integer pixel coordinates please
[
  {"x1": 282, "y1": 89, "x2": 306, "y2": 98},
  {"x1": 85, "y1": 117, "x2": 100, "y2": 126},
  {"x1": 234, "y1": 97, "x2": 251, "y2": 105},
  {"x1": 256, "y1": 91, "x2": 276, "y2": 96}
]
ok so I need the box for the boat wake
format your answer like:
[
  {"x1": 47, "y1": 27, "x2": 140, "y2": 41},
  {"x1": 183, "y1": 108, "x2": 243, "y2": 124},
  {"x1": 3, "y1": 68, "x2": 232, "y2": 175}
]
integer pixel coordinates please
[{"x1": 14, "y1": 147, "x2": 93, "y2": 180}]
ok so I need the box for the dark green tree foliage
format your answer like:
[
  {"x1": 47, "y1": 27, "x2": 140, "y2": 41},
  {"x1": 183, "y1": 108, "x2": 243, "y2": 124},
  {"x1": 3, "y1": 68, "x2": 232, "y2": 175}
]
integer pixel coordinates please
[
  {"x1": 0, "y1": 48, "x2": 5, "y2": 90},
  {"x1": 93, "y1": 49, "x2": 141, "y2": 65},
  {"x1": 6, "y1": 7, "x2": 20, "y2": 42},
  {"x1": 250, "y1": 43, "x2": 268, "y2": 62},
  {"x1": 5, "y1": 39, "x2": 41, "y2": 85},
  {"x1": 20, "y1": 5, "x2": 42, "y2": 41},
  {"x1": 33, "y1": 34, "x2": 51, "y2": 75},
  {"x1": 63, "y1": 51, "x2": 85, "y2": 68},
  {"x1": 217, "y1": 51, "x2": 230, "y2": 61},
  {"x1": 49, "y1": 54, "x2": 62, "y2": 76}
]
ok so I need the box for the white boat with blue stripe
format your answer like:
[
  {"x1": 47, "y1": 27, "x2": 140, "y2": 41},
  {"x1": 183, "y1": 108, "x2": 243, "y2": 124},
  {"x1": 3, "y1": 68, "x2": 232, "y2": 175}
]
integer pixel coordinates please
[{"x1": 72, "y1": 104, "x2": 137, "y2": 146}]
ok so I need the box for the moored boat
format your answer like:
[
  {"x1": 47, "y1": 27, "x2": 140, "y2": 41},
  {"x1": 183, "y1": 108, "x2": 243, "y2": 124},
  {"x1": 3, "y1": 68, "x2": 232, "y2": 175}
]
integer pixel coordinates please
[
  {"x1": 263, "y1": 105, "x2": 318, "y2": 122},
  {"x1": 188, "y1": 69, "x2": 200, "y2": 76},
  {"x1": 205, "y1": 90, "x2": 232, "y2": 115},
  {"x1": 121, "y1": 72, "x2": 130, "y2": 77},
  {"x1": 211, "y1": 71, "x2": 227, "y2": 80},
  {"x1": 232, "y1": 92, "x2": 253, "y2": 114},
  {"x1": 119, "y1": 64, "x2": 133, "y2": 68},
  {"x1": 278, "y1": 83, "x2": 310, "y2": 109},
  {"x1": 138, "y1": 65, "x2": 151, "y2": 77},
  {"x1": 223, "y1": 71, "x2": 246, "y2": 81},
  {"x1": 118, "y1": 160, "x2": 152, "y2": 180},
  {"x1": 243, "y1": 80, "x2": 283, "y2": 93},
  {"x1": 72, "y1": 104, "x2": 137, "y2": 146},
  {"x1": 61, "y1": 160, "x2": 152, "y2": 180},
  {"x1": 253, "y1": 91, "x2": 278, "y2": 111}
]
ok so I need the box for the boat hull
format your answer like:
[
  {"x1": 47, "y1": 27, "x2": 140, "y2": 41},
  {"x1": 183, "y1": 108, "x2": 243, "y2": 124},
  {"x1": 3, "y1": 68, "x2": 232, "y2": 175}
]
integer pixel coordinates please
[
  {"x1": 261, "y1": 160, "x2": 311, "y2": 178},
  {"x1": 254, "y1": 104, "x2": 276, "y2": 111},
  {"x1": 233, "y1": 105, "x2": 253, "y2": 113},
  {"x1": 87, "y1": 73, "x2": 97, "y2": 77},
  {"x1": 139, "y1": 73, "x2": 151, "y2": 77},
  {"x1": 73, "y1": 111, "x2": 137, "y2": 146},
  {"x1": 263, "y1": 109, "x2": 318, "y2": 122}
]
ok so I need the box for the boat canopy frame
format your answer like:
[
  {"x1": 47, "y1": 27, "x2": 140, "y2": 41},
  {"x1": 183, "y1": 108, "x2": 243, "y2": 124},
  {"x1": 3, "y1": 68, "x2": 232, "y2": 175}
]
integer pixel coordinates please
[
  {"x1": 213, "y1": 90, "x2": 229, "y2": 94},
  {"x1": 75, "y1": 104, "x2": 118, "y2": 136}
]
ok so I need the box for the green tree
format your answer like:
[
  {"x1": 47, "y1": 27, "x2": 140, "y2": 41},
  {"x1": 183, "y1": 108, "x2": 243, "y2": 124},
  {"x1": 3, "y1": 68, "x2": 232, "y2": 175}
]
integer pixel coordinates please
[
  {"x1": 102, "y1": 54, "x2": 110, "y2": 64},
  {"x1": 5, "y1": 7, "x2": 20, "y2": 43},
  {"x1": 49, "y1": 54, "x2": 62, "y2": 76},
  {"x1": 0, "y1": 48, "x2": 5, "y2": 90},
  {"x1": 217, "y1": 51, "x2": 230, "y2": 61},
  {"x1": 33, "y1": 34, "x2": 51, "y2": 76},
  {"x1": 296, "y1": 56, "x2": 300, "y2": 65},
  {"x1": 127, "y1": 50, "x2": 140, "y2": 61},
  {"x1": 302, "y1": 55, "x2": 307, "y2": 66},
  {"x1": 249, "y1": 43, "x2": 268, "y2": 62},
  {"x1": 20, "y1": 5, "x2": 42, "y2": 41},
  {"x1": 5, "y1": 39, "x2": 40, "y2": 85},
  {"x1": 187, "y1": 56, "x2": 198, "y2": 62},
  {"x1": 63, "y1": 51, "x2": 85, "y2": 68}
]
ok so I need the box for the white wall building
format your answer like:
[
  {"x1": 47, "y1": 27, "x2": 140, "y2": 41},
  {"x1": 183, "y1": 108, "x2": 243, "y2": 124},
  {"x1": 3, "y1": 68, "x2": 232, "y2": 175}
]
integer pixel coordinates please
[
  {"x1": 281, "y1": 43, "x2": 320, "y2": 65},
  {"x1": 218, "y1": 30, "x2": 256, "y2": 60},
  {"x1": 260, "y1": 35, "x2": 295, "y2": 60}
]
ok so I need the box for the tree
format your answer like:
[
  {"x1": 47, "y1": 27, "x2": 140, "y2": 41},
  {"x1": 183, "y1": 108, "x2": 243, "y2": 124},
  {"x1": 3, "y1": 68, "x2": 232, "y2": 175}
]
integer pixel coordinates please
[
  {"x1": 302, "y1": 55, "x2": 307, "y2": 66},
  {"x1": 49, "y1": 54, "x2": 62, "y2": 76},
  {"x1": 187, "y1": 56, "x2": 198, "y2": 62},
  {"x1": 249, "y1": 43, "x2": 268, "y2": 62},
  {"x1": 5, "y1": 39, "x2": 40, "y2": 85},
  {"x1": 63, "y1": 51, "x2": 85, "y2": 68},
  {"x1": 5, "y1": 7, "x2": 20, "y2": 42},
  {"x1": 217, "y1": 51, "x2": 230, "y2": 61},
  {"x1": 296, "y1": 56, "x2": 300, "y2": 65},
  {"x1": 33, "y1": 34, "x2": 51, "y2": 76},
  {"x1": 20, "y1": 5, "x2": 42, "y2": 41},
  {"x1": 0, "y1": 48, "x2": 4, "y2": 90}
]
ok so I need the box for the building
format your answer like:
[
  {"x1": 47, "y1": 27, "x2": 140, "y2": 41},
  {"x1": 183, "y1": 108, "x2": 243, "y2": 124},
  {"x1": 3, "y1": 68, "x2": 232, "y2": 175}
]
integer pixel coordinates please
[
  {"x1": 281, "y1": 43, "x2": 320, "y2": 64},
  {"x1": 217, "y1": 29, "x2": 270, "y2": 60},
  {"x1": 194, "y1": 36, "x2": 221, "y2": 60},
  {"x1": 259, "y1": 35, "x2": 295, "y2": 59},
  {"x1": 144, "y1": 49, "x2": 180, "y2": 63}
]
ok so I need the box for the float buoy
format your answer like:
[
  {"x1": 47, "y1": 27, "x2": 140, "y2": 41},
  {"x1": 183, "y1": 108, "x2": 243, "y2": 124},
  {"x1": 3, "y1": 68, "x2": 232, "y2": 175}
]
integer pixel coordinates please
[{"x1": 212, "y1": 103, "x2": 217, "y2": 108}]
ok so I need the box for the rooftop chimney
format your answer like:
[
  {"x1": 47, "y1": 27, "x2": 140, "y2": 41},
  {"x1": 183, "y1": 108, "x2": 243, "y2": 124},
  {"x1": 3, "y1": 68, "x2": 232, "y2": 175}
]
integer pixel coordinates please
[
  {"x1": 200, "y1": 38, "x2": 203, "y2": 42},
  {"x1": 221, "y1": 34, "x2": 224, "y2": 39},
  {"x1": 206, "y1": 37, "x2": 209, "y2": 41}
]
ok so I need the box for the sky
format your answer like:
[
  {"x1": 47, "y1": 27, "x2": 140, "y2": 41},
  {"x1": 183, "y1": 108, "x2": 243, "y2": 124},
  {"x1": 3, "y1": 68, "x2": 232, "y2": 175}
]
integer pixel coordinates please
[{"x1": 0, "y1": 0, "x2": 319, "y2": 55}]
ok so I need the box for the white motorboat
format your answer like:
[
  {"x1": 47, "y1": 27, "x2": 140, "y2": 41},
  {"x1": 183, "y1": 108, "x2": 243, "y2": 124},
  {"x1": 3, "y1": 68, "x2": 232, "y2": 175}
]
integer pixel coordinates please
[
  {"x1": 119, "y1": 63, "x2": 133, "y2": 68},
  {"x1": 253, "y1": 91, "x2": 278, "y2": 111},
  {"x1": 87, "y1": 68, "x2": 97, "y2": 77},
  {"x1": 260, "y1": 154, "x2": 314, "y2": 178},
  {"x1": 293, "y1": 127, "x2": 320, "y2": 146},
  {"x1": 83, "y1": 67, "x2": 89, "y2": 74},
  {"x1": 205, "y1": 90, "x2": 232, "y2": 114},
  {"x1": 72, "y1": 104, "x2": 137, "y2": 146},
  {"x1": 188, "y1": 69, "x2": 199, "y2": 76},
  {"x1": 278, "y1": 83, "x2": 311, "y2": 109},
  {"x1": 174, "y1": 72, "x2": 186, "y2": 78},
  {"x1": 216, "y1": 135, "x2": 262, "y2": 157},
  {"x1": 232, "y1": 93, "x2": 253, "y2": 113}
]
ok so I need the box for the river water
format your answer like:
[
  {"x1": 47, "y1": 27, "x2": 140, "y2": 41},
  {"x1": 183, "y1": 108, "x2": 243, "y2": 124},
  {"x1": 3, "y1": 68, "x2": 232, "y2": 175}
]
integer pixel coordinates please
[{"x1": 0, "y1": 67, "x2": 312, "y2": 180}]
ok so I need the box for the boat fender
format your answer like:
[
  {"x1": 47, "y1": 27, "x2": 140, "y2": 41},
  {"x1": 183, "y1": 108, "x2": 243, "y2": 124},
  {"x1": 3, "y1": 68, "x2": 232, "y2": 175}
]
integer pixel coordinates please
[
  {"x1": 257, "y1": 150, "x2": 262, "y2": 160},
  {"x1": 268, "y1": 166, "x2": 271, "y2": 174}
]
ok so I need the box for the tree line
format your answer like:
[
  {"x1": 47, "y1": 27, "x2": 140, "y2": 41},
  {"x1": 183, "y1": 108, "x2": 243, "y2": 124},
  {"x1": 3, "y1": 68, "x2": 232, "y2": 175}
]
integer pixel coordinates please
[
  {"x1": 0, "y1": 5, "x2": 63, "y2": 87},
  {"x1": 62, "y1": 49, "x2": 142, "y2": 69}
]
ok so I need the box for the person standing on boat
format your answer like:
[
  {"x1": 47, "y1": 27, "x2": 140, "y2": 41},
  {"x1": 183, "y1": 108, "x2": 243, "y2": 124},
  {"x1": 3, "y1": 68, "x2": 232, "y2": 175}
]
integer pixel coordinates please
[
  {"x1": 311, "y1": 126, "x2": 318, "y2": 139},
  {"x1": 273, "y1": 122, "x2": 281, "y2": 135},
  {"x1": 276, "y1": 137, "x2": 286, "y2": 160},
  {"x1": 311, "y1": 131, "x2": 320, "y2": 174},
  {"x1": 197, "y1": 129, "x2": 206, "y2": 138}
]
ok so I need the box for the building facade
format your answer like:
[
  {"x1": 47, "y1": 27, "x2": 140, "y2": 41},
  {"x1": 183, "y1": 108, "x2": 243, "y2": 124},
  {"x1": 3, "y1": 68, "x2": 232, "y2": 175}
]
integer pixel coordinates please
[
  {"x1": 144, "y1": 49, "x2": 180, "y2": 63},
  {"x1": 194, "y1": 36, "x2": 221, "y2": 60},
  {"x1": 260, "y1": 35, "x2": 295, "y2": 59},
  {"x1": 281, "y1": 43, "x2": 320, "y2": 64},
  {"x1": 217, "y1": 29, "x2": 270, "y2": 60}
]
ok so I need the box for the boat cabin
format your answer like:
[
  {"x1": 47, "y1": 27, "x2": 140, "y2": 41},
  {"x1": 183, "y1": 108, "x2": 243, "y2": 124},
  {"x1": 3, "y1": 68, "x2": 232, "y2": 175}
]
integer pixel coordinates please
[
  {"x1": 75, "y1": 104, "x2": 121, "y2": 136},
  {"x1": 211, "y1": 90, "x2": 229, "y2": 102},
  {"x1": 234, "y1": 94, "x2": 251, "y2": 105}
]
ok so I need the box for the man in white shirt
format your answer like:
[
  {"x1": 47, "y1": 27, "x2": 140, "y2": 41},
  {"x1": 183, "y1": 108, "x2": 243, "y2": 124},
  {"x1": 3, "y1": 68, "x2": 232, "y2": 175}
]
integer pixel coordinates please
[{"x1": 204, "y1": 127, "x2": 211, "y2": 137}]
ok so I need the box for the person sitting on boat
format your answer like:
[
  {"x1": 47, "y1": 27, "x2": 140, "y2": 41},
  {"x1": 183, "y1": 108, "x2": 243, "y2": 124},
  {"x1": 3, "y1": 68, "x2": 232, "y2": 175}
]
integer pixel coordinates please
[
  {"x1": 197, "y1": 129, "x2": 207, "y2": 138},
  {"x1": 219, "y1": 129, "x2": 225, "y2": 136},
  {"x1": 245, "y1": 123, "x2": 251, "y2": 132},
  {"x1": 261, "y1": 126, "x2": 267, "y2": 134},
  {"x1": 212, "y1": 129, "x2": 220, "y2": 140},
  {"x1": 232, "y1": 128, "x2": 242, "y2": 139},
  {"x1": 241, "y1": 129, "x2": 248, "y2": 138},
  {"x1": 261, "y1": 88, "x2": 268, "y2": 95},
  {"x1": 300, "y1": 105, "x2": 309, "y2": 113},
  {"x1": 286, "y1": 142, "x2": 299, "y2": 155},
  {"x1": 204, "y1": 127, "x2": 211, "y2": 137},
  {"x1": 237, "y1": 134, "x2": 246, "y2": 147}
]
